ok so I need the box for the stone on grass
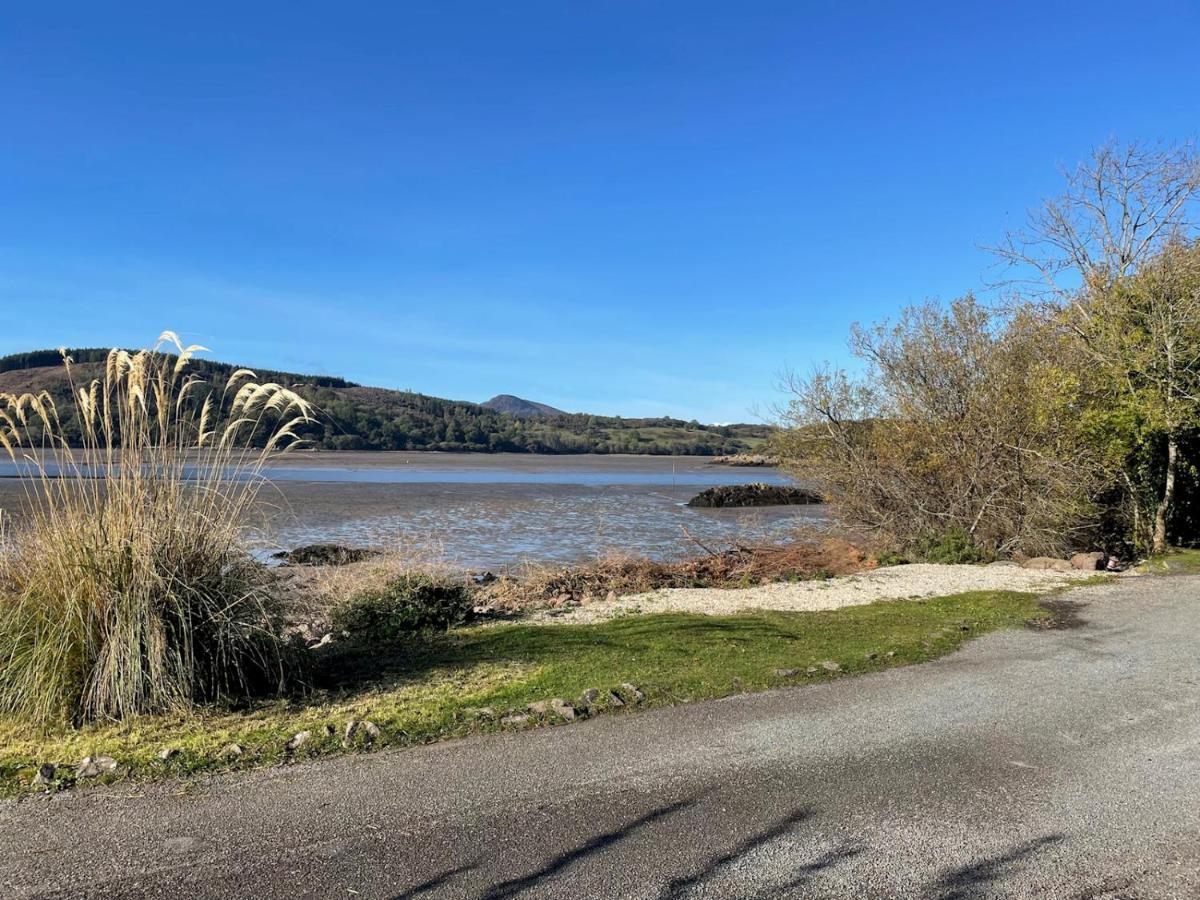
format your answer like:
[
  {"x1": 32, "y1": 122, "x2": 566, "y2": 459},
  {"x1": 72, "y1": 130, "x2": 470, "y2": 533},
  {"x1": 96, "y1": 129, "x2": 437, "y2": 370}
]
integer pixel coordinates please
[
  {"x1": 158, "y1": 748, "x2": 180, "y2": 762},
  {"x1": 605, "y1": 691, "x2": 625, "y2": 707},
  {"x1": 360, "y1": 721, "x2": 381, "y2": 741},
  {"x1": 527, "y1": 700, "x2": 552, "y2": 716},
  {"x1": 820, "y1": 660, "x2": 841, "y2": 673},
  {"x1": 620, "y1": 683, "x2": 645, "y2": 702},
  {"x1": 774, "y1": 668, "x2": 799, "y2": 678},
  {"x1": 464, "y1": 706, "x2": 497, "y2": 721},
  {"x1": 1071, "y1": 552, "x2": 1106, "y2": 571},
  {"x1": 76, "y1": 755, "x2": 118, "y2": 779},
  {"x1": 886, "y1": 651, "x2": 897, "y2": 658},
  {"x1": 343, "y1": 720, "x2": 359, "y2": 745},
  {"x1": 806, "y1": 666, "x2": 818, "y2": 675},
  {"x1": 579, "y1": 688, "x2": 601, "y2": 707},
  {"x1": 32, "y1": 763, "x2": 56, "y2": 786},
  {"x1": 501, "y1": 713, "x2": 532, "y2": 727},
  {"x1": 549, "y1": 699, "x2": 577, "y2": 721},
  {"x1": 286, "y1": 731, "x2": 312, "y2": 752},
  {"x1": 321, "y1": 723, "x2": 336, "y2": 738},
  {"x1": 219, "y1": 742, "x2": 245, "y2": 759}
]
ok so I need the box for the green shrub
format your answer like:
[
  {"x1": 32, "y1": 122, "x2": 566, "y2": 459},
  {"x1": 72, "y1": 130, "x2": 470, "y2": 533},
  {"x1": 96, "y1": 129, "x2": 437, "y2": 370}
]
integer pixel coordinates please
[
  {"x1": 332, "y1": 574, "x2": 475, "y2": 640},
  {"x1": 874, "y1": 548, "x2": 909, "y2": 567},
  {"x1": 910, "y1": 528, "x2": 993, "y2": 564}
]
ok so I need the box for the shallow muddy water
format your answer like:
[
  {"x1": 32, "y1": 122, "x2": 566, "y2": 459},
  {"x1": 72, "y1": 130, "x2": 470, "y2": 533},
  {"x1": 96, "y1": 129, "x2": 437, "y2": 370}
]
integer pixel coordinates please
[{"x1": 0, "y1": 452, "x2": 826, "y2": 570}]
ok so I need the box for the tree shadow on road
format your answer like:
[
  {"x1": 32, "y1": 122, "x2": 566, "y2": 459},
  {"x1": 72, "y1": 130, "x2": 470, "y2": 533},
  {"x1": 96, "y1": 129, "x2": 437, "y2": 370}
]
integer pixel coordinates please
[
  {"x1": 389, "y1": 861, "x2": 479, "y2": 899},
  {"x1": 658, "y1": 807, "x2": 865, "y2": 899},
  {"x1": 478, "y1": 798, "x2": 695, "y2": 899},
  {"x1": 932, "y1": 833, "x2": 1065, "y2": 899}
]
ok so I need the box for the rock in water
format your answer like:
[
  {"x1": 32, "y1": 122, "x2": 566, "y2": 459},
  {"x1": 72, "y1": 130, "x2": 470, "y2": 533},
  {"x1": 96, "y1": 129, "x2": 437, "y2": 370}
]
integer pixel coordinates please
[
  {"x1": 272, "y1": 544, "x2": 380, "y2": 567},
  {"x1": 687, "y1": 484, "x2": 822, "y2": 508}
]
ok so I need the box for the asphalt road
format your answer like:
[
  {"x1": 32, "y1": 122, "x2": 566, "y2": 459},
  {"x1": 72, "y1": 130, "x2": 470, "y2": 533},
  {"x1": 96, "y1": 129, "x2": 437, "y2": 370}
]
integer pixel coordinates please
[{"x1": 3, "y1": 575, "x2": 1198, "y2": 899}]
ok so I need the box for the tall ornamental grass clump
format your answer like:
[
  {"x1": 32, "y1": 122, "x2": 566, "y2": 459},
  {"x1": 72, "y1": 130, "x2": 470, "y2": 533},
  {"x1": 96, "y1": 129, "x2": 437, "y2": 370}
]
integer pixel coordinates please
[{"x1": 0, "y1": 333, "x2": 313, "y2": 724}]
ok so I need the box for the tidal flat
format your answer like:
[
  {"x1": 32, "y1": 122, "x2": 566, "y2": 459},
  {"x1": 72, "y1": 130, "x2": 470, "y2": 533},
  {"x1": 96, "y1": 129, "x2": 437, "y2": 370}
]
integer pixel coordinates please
[{"x1": 0, "y1": 452, "x2": 825, "y2": 570}]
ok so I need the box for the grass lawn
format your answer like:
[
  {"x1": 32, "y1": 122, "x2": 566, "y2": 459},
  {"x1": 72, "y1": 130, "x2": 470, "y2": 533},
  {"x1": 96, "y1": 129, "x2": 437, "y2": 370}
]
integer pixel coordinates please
[{"x1": 1, "y1": 589, "x2": 1064, "y2": 797}]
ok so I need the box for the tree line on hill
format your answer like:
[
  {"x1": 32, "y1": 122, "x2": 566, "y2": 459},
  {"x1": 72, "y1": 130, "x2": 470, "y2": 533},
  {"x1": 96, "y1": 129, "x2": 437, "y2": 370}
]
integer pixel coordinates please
[
  {"x1": 774, "y1": 140, "x2": 1200, "y2": 557},
  {"x1": 0, "y1": 352, "x2": 767, "y2": 456}
]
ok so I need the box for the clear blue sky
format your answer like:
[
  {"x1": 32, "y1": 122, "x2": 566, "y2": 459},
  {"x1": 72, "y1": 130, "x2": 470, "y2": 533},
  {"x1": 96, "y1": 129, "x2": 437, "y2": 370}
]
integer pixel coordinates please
[{"x1": 2, "y1": 2, "x2": 1197, "y2": 422}]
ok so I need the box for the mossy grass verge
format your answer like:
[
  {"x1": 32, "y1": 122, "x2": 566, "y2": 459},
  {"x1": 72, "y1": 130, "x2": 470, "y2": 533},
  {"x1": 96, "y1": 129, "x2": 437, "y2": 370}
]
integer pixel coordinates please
[
  {"x1": 1137, "y1": 548, "x2": 1200, "y2": 575},
  {"x1": 1, "y1": 589, "x2": 1059, "y2": 798}
]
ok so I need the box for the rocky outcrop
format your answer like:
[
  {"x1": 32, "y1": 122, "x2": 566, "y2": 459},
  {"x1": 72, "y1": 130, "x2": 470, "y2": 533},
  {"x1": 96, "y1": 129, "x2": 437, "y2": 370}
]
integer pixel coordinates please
[
  {"x1": 687, "y1": 484, "x2": 822, "y2": 508},
  {"x1": 272, "y1": 544, "x2": 380, "y2": 567}
]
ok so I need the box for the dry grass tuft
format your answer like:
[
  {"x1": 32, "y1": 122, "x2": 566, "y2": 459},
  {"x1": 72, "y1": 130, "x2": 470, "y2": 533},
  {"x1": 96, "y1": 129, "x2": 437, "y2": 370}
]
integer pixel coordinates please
[{"x1": 0, "y1": 333, "x2": 313, "y2": 725}]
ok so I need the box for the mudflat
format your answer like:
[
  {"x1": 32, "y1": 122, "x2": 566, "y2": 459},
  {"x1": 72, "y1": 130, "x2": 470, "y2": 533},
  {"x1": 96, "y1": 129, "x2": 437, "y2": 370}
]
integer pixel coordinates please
[{"x1": 0, "y1": 452, "x2": 825, "y2": 570}]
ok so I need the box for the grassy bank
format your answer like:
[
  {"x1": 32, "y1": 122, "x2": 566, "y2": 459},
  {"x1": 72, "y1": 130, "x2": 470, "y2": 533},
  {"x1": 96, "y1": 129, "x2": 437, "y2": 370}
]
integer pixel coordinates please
[{"x1": 2, "y1": 588, "x2": 1062, "y2": 797}]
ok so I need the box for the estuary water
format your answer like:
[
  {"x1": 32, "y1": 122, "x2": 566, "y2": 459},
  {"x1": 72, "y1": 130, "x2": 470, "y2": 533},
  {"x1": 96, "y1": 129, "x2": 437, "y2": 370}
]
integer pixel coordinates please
[{"x1": 0, "y1": 452, "x2": 825, "y2": 570}]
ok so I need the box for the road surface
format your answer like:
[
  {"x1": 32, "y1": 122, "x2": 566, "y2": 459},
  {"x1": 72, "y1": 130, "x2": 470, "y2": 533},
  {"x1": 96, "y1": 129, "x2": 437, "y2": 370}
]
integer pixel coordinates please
[{"x1": 3, "y1": 575, "x2": 1198, "y2": 898}]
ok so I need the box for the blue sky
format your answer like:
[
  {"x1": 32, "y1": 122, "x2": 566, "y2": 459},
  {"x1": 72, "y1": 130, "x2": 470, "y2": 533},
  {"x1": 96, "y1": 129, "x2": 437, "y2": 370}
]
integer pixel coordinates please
[{"x1": 2, "y1": 2, "x2": 1198, "y2": 422}]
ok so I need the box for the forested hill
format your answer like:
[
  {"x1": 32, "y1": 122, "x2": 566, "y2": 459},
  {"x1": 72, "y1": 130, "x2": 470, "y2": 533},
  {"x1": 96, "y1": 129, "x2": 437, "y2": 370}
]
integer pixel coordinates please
[{"x1": 0, "y1": 349, "x2": 770, "y2": 455}]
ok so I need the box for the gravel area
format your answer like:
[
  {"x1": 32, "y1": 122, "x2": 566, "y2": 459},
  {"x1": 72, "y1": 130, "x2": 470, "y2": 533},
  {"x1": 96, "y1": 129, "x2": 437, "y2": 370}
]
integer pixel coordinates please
[{"x1": 531, "y1": 563, "x2": 1105, "y2": 623}]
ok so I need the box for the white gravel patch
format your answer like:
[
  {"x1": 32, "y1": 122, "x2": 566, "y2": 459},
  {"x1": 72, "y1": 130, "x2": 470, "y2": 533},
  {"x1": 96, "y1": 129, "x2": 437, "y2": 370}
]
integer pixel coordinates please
[{"x1": 530, "y1": 563, "x2": 1100, "y2": 624}]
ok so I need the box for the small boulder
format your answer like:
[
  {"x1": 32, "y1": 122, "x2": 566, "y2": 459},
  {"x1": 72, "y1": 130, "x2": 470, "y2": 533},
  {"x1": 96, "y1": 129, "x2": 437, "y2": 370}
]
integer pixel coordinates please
[
  {"x1": 219, "y1": 742, "x2": 245, "y2": 759},
  {"x1": 805, "y1": 666, "x2": 818, "y2": 675},
  {"x1": 820, "y1": 660, "x2": 841, "y2": 673},
  {"x1": 620, "y1": 683, "x2": 646, "y2": 703},
  {"x1": 464, "y1": 706, "x2": 497, "y2": 721},
  {"x1": 527, "y1": 700, "x2": 552, "y2": 716},
  {"x1": 549, "y1": 699, "x2": 576, "y2": 721},
  {"x1": 157, "y1": 748, "x2": 180, "y2": 762},
  {"x1": 501, "y1": 713, "x2": 532, "y2": 727},
  {"x1": 774, "y1": 668, "x2": 799, "y2": 678},
  {"x1": 76, "y1": 755, "x2": 118, "y2": 779},
  {"x1": 285, "y1": 731, "x2": 312, "y2": 752},
  {"x1": 605, "y1": 691, "x2": 625, "y2": 707},
  {"x1": 360, "y1": 721, "x2": 381, "y2": 742},
  {"x1": 343, "y1": 720, "x2": 359, "y2": 745},
  {"x1": 579, "y1": 688, "x2": 601, "y2": 708},
  {"x1": 1023, "y1": 557, "x2": 1075, "y2": 573},
  {"x1": 321, "y1": 723, "x2": 337, "y2": 738},
  {"x1": 1070, "y1": 552, "x2": 1106, "y2": 571},
  {"x1": 32, "y1": 763, "x2": 56, "y2": 786}
]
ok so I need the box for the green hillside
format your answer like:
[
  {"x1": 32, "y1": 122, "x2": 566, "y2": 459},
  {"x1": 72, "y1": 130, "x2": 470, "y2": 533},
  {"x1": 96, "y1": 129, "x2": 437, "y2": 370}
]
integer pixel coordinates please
[{"x1": 0, "y1": 349, "x2": 769, "y2": 455}]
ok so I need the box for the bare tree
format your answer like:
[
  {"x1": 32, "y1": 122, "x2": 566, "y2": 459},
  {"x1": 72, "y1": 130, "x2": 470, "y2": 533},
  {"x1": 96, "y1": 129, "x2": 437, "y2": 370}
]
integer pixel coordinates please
[{"x1": 990, "y1": 140, "x2": 1200, "y2": 306}]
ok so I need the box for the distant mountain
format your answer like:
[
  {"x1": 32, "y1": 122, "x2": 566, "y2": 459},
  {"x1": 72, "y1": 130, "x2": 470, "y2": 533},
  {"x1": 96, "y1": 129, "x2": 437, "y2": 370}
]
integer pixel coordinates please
[
  {"x1": 482, "y1": 394, "x2": 569, "y2": 417},
  {"x1": 0, "y1": 349, "x2": 772, "y2": 456}
]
